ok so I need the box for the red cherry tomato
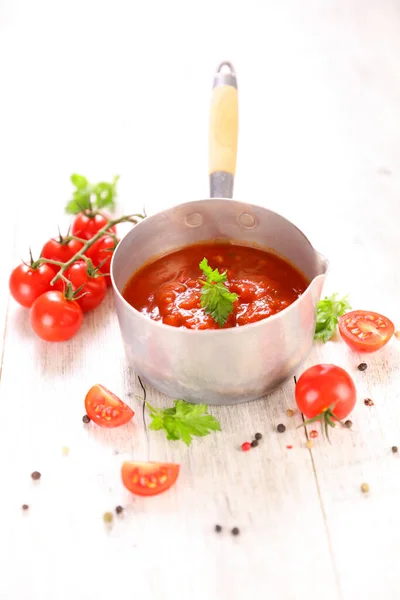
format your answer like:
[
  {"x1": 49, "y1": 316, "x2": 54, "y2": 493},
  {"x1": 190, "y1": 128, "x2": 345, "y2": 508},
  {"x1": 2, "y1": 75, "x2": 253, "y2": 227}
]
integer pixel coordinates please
[
  {"x1": 84, "y1": 384, "x2": 134, "y2": 428},
  {"x1": 9, "y1": 263, "x2": 55, "y2": 308},
  {"x1": 295, "y1": 364, "x2": 356, "y2": 432},
  {"x1": 30, "y1": 291, "x2": 83, "y2": 342},
  {"x1": 121, "y1": 461, "x2": 180, "y2": 496},
  {"x1": 71, "y1": 211, "x2": 116, "y2": 240},
  {"x1": 86, "y1": 235, "x2": 119, "y2": 286},
  {"x1": 54, "y1": 261, "x2": 107, "y2": 312},
  {"x1": 339, "y1": 310, "x2": 394, "y2": 353},
  {"x1": 41, "y1": 237, "x2": 83, "y2": 265}
]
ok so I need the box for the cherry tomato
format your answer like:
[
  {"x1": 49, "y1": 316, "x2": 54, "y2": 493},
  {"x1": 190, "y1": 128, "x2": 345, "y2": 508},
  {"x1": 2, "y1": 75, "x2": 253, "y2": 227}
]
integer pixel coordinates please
[
  {"x1": 54, "y1": 261, "x2": 106, "y2": 312},
  {"x1": 339, "y1": 310, "x2": 394, "y2": 353},
  {"x1": 86, "y1": 235, "x2": 119, "y2": 286},
  {"x1": 9, "y1": 263, "x2": 55, "y2": 308},
  {"x1": 85, "y1": 384, "x2": 134, "y2": 428},
  {"x1": 121, "y1": 461, "x2": 180, "y2": 496},
  {"x1": 41, "y1": 237, "x2": 83, "y2": 265},
  {"x1": 295, "y1": 364, "x2": 356, "y2": 432},
  {"x1": 71, "y1": 211, "x2": 116, "y2": 240},
  {"x1": 30, "y1": 291, "x2": 83, "y2": 341}
]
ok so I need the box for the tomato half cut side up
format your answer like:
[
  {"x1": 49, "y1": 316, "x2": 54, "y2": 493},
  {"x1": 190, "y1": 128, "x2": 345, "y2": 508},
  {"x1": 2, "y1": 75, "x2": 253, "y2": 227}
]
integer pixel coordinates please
[
  {"x1": 121, "y1": 461, "x2": 180, "y2": 496},
  {"x1": 339, "y1": 310, "x2": 395, "y2": 353},
  {"x1": 84, "y1": 384, "x2": 134, "y2": 428}
]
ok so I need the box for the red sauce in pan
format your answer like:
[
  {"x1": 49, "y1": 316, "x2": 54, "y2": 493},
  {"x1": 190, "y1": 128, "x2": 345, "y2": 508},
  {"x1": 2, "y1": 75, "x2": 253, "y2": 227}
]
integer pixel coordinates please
[{"x1": 122, "y1": 242, "x2": 308, "y2": 330}]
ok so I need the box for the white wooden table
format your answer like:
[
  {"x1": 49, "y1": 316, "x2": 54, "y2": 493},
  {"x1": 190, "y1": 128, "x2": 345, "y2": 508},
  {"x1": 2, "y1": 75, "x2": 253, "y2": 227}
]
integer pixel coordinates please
[{"x1": 1, "y1": 1, "x2": 400, "y2": 598}]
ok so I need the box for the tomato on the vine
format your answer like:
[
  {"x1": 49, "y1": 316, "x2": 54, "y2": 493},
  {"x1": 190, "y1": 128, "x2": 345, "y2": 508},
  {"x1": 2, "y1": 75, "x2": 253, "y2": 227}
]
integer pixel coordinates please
[
  {"x1": 9, "y1": 262, "x2": 55, "y2": 308},
  {"x1": 85, "y1": 384, "x2": 134, "y2": 428},
  {"x1": 339, "y1": 310, "x2": 394, "y2": 353},
  {"x1": 86, "y1": 235, "x2": 119, "y2": 286},
  {"x1": 295, "y1": 364, "x2": 356, "y2": 435},
  {"x1": 71, "y1": 211, "x2": 116, "y2": 240},
  {"x1": 54, "y1": 260, "x2": 107, "y2": 312},
  {"x1": 30, "y1": 291, "x2": 83, "y2": 342},
  {"x1": 121, "y1": 461, "x2": 180, "y2": 496},
  {"x1": 41, "y1": 236, "x2": 83, "y2": 265}
]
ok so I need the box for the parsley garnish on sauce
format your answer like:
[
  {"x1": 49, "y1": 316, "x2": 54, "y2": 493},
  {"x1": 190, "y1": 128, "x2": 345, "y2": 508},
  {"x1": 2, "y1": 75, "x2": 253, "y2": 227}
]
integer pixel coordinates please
[
  {"x1": 314, "y1": 293, "x2": 351, "y2": 342},
  {"x1": 199, "y1": 258, "x2": 238, "y2": 327}
]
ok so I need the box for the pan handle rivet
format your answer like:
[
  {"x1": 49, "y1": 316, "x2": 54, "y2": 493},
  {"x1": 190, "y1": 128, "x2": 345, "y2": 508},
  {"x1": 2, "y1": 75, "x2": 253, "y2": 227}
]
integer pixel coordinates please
[
  {"x1": 238, "y1": 212, "x2": 256, "y2": 228},
  {"x1": 185, "y1": 212, "x2": 203, "y2": 227}
]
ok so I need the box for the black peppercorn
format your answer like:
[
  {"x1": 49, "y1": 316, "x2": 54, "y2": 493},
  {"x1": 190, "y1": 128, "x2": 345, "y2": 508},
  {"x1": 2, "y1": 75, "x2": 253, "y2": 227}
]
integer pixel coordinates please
[
  {"x1": 364, "y1": 398, "x2": 374, "y2": 407},
  {"x1": 392, "y1": 446, "x2": 398, "y2": 454},
  {"x1": 231, "y1": 527, "x2": 240, "y2": 536},
  {"x1": 344, "y1": 420, "x2": 353, "y2": 428},
  {"x1": 115, "y1": 505, "x2": 124, "y2": 514},
  {"x1": 31, "y1": 471, "x2": 41, "y2": 481},
  {"x1": 277, "y1": 424, "x2": 286, "y2": 433},
  {"x1": 22, "y1": 504, "x2": 29, "y2": 511},
  {"x1": 82, "y1": 414, "x2": 90, "y2": 424},
  {"x1": 215, "y1": 524, "x2": 222, "y2": 533},
  {"x1": 255, "y1": 433, "x2": 262, "y2": 440},
  {"x1": 358, "y1": 363, "x2": 368, "y2": 371},
  {"x1": 251, "y1": 440, "x2": 258, "y2": 448}
]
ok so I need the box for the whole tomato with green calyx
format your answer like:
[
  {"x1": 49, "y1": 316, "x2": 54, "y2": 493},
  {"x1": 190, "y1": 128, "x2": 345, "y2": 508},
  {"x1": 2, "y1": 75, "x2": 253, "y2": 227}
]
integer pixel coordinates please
[
  {"x1": 53, "y1": 259, "x2": 107, "y2": 312},
  {"x1": 30, "y1": 289, "x2": 83, "y2": 342},
  {"x1": 41, "y1": 231, "x2": 83, "y2": 267},
  {"x1": 85, "y1": 235, "x2": 119, "y2": 286},
  {"x1": 71, "y1": 210, "x2": 116, "y2": 241},
  {"x1": 295, "y1": 364, "x2": 356, "y2": 440},
  {"x1": 9, "y1": 252, "x2": 55, "y2": 308}
]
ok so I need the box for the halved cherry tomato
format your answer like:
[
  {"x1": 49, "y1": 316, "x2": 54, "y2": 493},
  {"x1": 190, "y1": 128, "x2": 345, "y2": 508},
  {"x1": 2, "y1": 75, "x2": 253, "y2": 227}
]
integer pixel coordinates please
[
  {"x1": 121, "y1": 461, "x2": 180, "y2": 496},
  {"x1": 295, "y1": 364, "x2": 356, "y2": 436},
  {"x1": 85, "y1": 235, "x2": 119, "y2": 286},
  {"x1": 9, "y1": 263, "x2": 55, "y2": 308},
  {"x1": 30, "y1": 290, "x2": 83, "y2": 341},
  {"x1": 41, "y1": 237, "x2": 83, "y2": 265},
  {"x1": 71, "y1": 211, "x2": 116, "y2": 240},
  {"x1": 53, "y1": 260, "x2": 107, "y2": 312},
  {"x1": 339, "y1": 310, "x2": 395, "y2": 353},
  {"x1": 85, "y1": 384, "x2": 134, "y2": 428}
]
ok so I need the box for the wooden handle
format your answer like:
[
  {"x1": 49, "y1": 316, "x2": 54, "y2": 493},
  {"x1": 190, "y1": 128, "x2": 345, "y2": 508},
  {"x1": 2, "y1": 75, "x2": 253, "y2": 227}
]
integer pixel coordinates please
[{"x1": 209, "y1": 65, "x2": 238, "y2": 177}]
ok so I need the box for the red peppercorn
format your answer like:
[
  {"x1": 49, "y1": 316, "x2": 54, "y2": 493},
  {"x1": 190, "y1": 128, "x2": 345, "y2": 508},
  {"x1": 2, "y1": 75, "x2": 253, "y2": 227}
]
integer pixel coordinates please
[
  {"x1": 241, "y1": 442, "x2": 251, "y2": 452},
  {"x1": 310, "y1": 430, "x2": 318, "y2": 439}
]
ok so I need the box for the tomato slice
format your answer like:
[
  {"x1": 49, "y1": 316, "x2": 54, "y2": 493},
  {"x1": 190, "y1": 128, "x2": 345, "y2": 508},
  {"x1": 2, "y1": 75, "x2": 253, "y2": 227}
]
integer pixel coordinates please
[
  {"x1": 84, "y1": 384, "x2": 134, "y2": 428},
  {"x1": 121, "y1": 461, "x2": 180, "y2": 496},
  {"x1": 339, "y1": 310, "x2": 395, "y2": 353}
]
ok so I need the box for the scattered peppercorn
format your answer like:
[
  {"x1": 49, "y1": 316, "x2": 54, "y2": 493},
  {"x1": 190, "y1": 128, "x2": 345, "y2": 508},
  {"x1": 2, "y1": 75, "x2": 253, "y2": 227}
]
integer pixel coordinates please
[
  {"x1": 241, "y1": 442, "x2": 251, "y2": 452},
  {"x1": 277, "y1": 424, "x2": 286, "y2": 433},
  {"x1": 394, "y1": 330, "x2": 400, "y2": 340},
  {"x1": 103, "y1": 512, "x2": 113, "y2": 524},
  {"x1": 392, "y1": 446, "x2": 398, "y2": 454},
  {"x1": 231, "y1": 527, "x2": 240, "y2": 536},
  {"x1": 31, "y1": 471, "x2": 41, "y2": 481},
  {"x1": 286, "y1": 409, "x2": 294, "y2": 417},
  {"x1": 215, "y1": 524, "x2": 222, "y2": 533},
  {"x1": 255, "y1": 433, "x2": 262, "y2": 440},
  {"x1": 306, "y1": 440, "x2": 313, "y2": 449},
  {"x1": 344, "y1": 420, "x2": 353, "y2": 428},
  {"x1": 62, "y1": 446, "x2": 69, "y2": 456},
  {"x1": 361, "y1": 483, "x2": 370, "y2": 494},
  {"x1": 286, "y1": 445, "x2": 293, "y2": 449},
  {"x1": 22, "y1": 504, "x2": 29, "y2": 511},
  {"x1": 251, "y1": 440, "x2": 258, "y2": 448},
  {"x1": 82, "y1": 414, "x2": 90, "y2": 424},
  {"x1": 115, "y1": 505, "x2": 124, "y2": 514},
  {"x1": 364, "y1": 398, "x2": 374, "y2": 407},
  {"x1": 358, "y1": 363, "x2": 368, "y2": 371},
  {"x1": 310, "y1": 430, "x2": 318, "y2": 439}
]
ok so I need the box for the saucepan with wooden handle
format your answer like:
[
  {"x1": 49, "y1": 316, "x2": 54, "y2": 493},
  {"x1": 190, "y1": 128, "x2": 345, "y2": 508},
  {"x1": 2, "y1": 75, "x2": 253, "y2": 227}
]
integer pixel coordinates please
[{"x1": 111, "y1": 62, "x2": 328, "y2": 405}]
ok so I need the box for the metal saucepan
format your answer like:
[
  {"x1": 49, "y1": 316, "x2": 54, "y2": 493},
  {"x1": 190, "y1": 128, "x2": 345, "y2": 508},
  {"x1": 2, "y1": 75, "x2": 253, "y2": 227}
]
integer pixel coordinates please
[{"x1": 111, "y1": 62, "x2": 328, "y2": 405}]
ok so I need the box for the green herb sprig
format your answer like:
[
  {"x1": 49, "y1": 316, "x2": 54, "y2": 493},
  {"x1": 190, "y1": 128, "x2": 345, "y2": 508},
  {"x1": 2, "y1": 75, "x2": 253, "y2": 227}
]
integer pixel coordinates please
[
  {"x1": 314, "y1": 293, "x2": 351, "y2": 342},
  {"x1": 199, "y1": 258, "x2": 238, "y2": 327},
  {"x1": 66, "y1": 173, "x2": 120, "y2": 214}
]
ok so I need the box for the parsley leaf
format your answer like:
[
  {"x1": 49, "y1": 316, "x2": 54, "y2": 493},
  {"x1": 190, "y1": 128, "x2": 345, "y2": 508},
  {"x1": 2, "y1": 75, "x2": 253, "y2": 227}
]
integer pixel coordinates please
[
  {"x1": 66, "y1": 174, "x2": 119, "y2": 214},
  {"x1": 199, "y1": 258, "x2": 238, "y2": 327},
  {"x1": 147, "y1": 399, "x2": 221, "y2": 446},
  {"x1": 314, "y1": 293, "x2": 351, "y2": 342}
]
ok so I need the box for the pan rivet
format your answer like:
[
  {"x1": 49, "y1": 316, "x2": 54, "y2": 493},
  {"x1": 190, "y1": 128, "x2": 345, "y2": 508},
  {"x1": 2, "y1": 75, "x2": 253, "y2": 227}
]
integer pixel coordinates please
[
  {"x1": 185, "y1": 212, "x2": 203, "y2": 228},
  {"x1": 238, "y1": 212, "x2": 256, "y2": 228}
]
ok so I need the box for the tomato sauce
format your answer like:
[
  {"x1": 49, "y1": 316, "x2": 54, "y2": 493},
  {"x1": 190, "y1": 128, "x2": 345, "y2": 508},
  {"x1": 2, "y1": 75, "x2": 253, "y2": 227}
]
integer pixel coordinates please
[{"x1": 122, "y1": 242, "x2": 308, "y2": 330}]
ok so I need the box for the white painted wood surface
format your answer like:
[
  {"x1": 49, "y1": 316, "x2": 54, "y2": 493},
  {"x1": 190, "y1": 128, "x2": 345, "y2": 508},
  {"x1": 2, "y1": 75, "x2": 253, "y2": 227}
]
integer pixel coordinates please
[{"x1": 1, "y1": 1, "x2": 400, "y2": 598}]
